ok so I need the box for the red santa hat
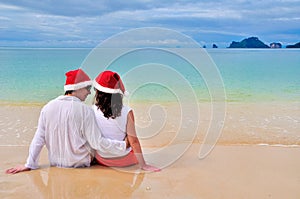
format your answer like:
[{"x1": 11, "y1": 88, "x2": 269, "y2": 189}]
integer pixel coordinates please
[
  {"x1": 64, "y1": 69, "x2": 92, "y2": 91},
  {"x1": 93, "y1": 70, "x2": 128, "y2": 95}
]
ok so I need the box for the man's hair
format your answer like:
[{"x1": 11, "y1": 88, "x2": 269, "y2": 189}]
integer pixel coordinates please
[
  {"x1": 64, "y1": 90, "x2": 74, "y2": 95},
  {"x1": 94, "y1": 90, "x2": 123, "y2": 119}
]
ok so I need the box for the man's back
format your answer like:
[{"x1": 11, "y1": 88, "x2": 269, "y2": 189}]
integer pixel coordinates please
[{"x1": 42, "y1": 95, "x2": 93, "y2": 168}]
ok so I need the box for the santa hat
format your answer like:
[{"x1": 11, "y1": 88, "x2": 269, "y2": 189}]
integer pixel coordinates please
[
  {"x1": 64, "y1": 69, "x2": 92, "y2": 91},
  {"x1": 93, "y1": 70, "x2": 128, "y2": 95}
]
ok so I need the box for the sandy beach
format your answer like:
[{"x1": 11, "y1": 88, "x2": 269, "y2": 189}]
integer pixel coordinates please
[{"x1": 1, "y1": 102, "x2": 300, "y2": 198}]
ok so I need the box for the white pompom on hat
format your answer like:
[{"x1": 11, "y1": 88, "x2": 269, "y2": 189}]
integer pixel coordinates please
[
  {"x1": 64, "y1": 69, "x2": 92, "y2": 91},
  {"x1": 93, "y1": 70, "x2": 128, "y2": 96}
]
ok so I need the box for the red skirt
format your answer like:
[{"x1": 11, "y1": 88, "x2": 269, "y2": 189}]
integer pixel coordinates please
[{"x1": 95, "y1": 150, "x2": 138, "y2": 167}]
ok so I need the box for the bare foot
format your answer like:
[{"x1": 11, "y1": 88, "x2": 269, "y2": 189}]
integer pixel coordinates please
[{"x1": 142, "y1": 164, "x2": 161, "y2": 172}]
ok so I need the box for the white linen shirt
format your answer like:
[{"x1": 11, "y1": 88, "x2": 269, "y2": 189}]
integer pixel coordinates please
[{"x1": 25, "y1": 95, "x2": 126, "y2": 169}]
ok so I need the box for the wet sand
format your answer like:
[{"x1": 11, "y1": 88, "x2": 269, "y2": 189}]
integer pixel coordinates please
[
  {"x1": 1, "y1": 145, "x2": 300, "y2": 199},
  {"x1": 0, "y1": 102, "x2": 299, "y2": 146},
  {"x1": 1, "y1": 102, "x2": 300, "y2": 198}
]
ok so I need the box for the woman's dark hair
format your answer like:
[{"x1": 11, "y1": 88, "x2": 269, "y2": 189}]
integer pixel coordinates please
[{"x1": 94, "y1": 90, "x2": 123, "y2": 119}]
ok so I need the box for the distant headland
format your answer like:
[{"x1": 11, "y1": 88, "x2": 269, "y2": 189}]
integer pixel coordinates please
[
  {"x1": 227, "y1": 37, "x2": 299, "y2": 48},
  {"x1": 202, "y1": 37, "x2": 299, "y2": 48},
  {"x1": 286, "y1": 42, "x2": 300, "y2": 48}
]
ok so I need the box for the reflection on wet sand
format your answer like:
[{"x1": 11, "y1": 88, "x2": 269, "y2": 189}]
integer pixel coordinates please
[{"x1": 27, "y1": 166, "x2": 145, "y2": 199}]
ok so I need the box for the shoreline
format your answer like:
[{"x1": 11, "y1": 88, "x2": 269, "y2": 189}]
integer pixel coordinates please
[{"x1": 0, "y1": 101, "x2": 299, "y2": 147}]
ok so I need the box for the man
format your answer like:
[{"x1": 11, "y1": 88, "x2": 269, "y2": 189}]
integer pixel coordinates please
[{"x1": 6, "y1": 69, "x2": 128, "y2": 174}]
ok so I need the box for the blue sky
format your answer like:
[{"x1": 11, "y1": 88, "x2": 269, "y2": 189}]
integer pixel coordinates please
[{"x1": 1, "y1": 0, "x2": 299, "y2": 48}]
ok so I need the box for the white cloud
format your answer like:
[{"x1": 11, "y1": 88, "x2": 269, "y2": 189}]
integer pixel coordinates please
[{"x1": 0, "y1": 3, "x2": 23, "y2": 10}]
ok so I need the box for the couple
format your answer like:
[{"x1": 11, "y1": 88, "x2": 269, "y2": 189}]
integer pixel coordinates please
[{"x1": 6, "y1": 69, "x2": 160, "y2": 174}]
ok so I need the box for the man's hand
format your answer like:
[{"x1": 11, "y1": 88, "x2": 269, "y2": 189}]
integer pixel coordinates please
[{"x1": 6, "y1": 165, "x2": 31, "y2": 174}]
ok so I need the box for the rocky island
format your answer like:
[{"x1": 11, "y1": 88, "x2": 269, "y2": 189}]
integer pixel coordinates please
[
  {"x1": 228, "y1": 37, "x2": 270, "y2": 48},
  {"x1": 270, "y1": 42, "x2": 282, "y2": 48}
]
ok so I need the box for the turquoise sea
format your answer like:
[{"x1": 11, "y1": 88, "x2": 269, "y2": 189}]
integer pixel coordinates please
[{"x1": 0, "y1": 48, "x2": 299, "y2": 104}]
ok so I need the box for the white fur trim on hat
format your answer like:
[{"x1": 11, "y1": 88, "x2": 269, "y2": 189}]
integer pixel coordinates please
[
  {"x1": 93, "y1": 80, "x2": 124, "y2": 94},
  {"x1": 123, "y1": 90, "x2": 129, "y2": 97},
  {"x1": 64, "y1": 80, "x2": 92, "y2": 91}
]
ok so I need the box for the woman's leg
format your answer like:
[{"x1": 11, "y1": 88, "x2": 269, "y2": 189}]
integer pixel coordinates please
[{"x1": 95, "y1": 150, "x2": 138, "y2": 167}]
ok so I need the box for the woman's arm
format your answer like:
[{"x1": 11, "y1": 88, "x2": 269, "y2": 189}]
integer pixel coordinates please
[{"x1": 127, "y1": 110, "x2": 160, "y2": 172}]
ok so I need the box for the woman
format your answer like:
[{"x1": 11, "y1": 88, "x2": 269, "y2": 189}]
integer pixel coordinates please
[{"x1": 93, "y1": 70, "x2": 160, "y2": 172}]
